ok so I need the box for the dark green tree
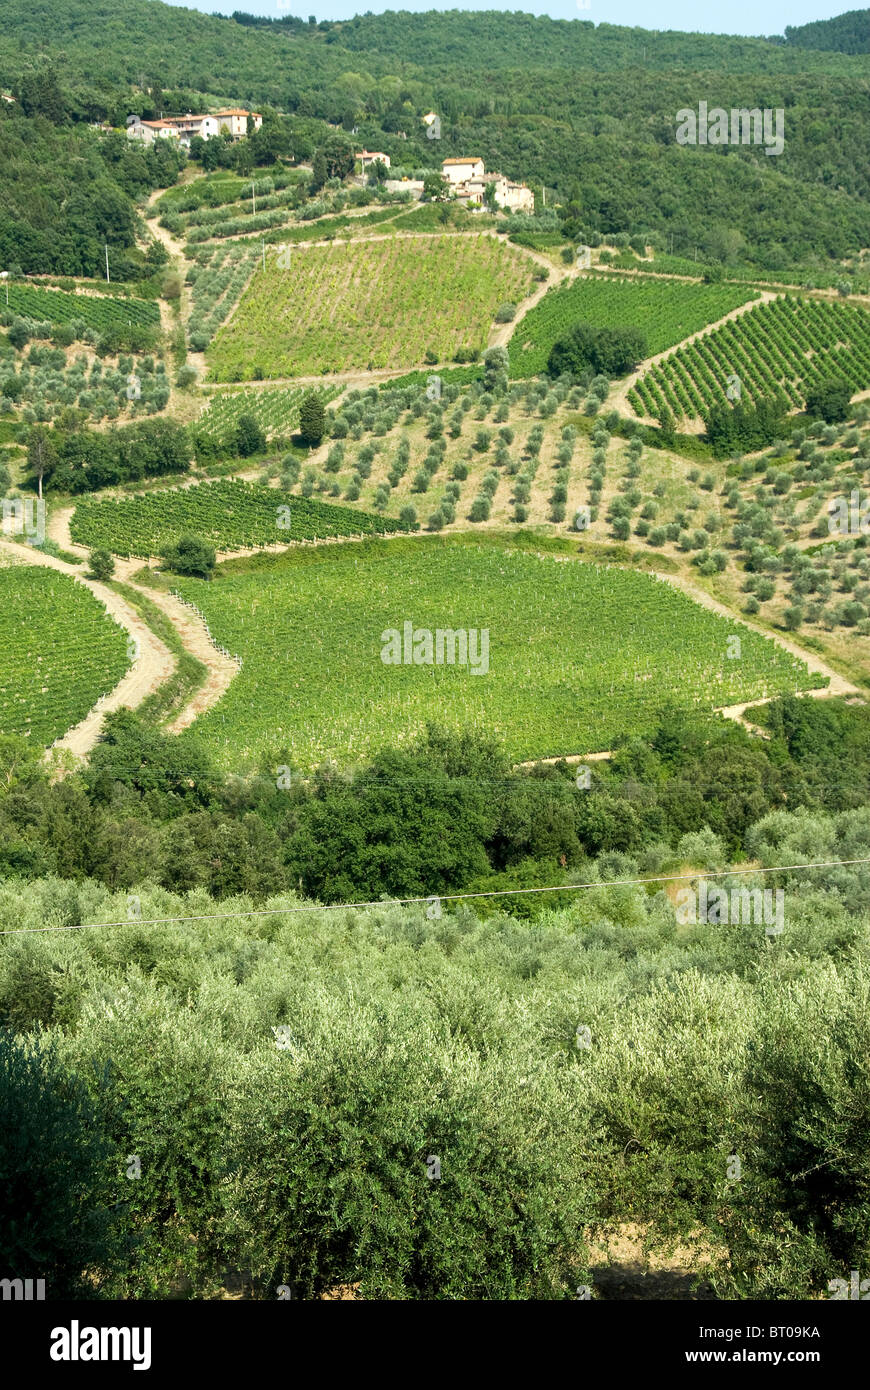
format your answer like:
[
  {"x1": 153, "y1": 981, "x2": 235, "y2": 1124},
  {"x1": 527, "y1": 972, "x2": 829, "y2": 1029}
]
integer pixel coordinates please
[
  {"x1": 298, "y1": 391, "x2": 325, "y2": 446},
  {"x1": 804, "y1": 378, "x2": 852, "y2": 424},
  {"x1": 88, "y1": 548, "x2": 115, "y2": 582},
  {"x1": 234, "y1": 413, "x2": 266, "y2": 457},
  {"x1": 161, "y1": 534, "x2": 216, "y2": 580}
]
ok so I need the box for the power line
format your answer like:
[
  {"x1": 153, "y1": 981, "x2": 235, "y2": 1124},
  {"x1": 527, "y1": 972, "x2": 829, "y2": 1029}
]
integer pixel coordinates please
[{"x1": 2, "y1": 857, "x2": 869, "y2": 937}]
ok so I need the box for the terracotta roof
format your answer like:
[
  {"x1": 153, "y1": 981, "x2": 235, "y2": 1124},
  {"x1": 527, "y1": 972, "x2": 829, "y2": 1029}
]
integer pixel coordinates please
[{"x1": 442, "y1": 157, "x2": 483, "y2": 165}]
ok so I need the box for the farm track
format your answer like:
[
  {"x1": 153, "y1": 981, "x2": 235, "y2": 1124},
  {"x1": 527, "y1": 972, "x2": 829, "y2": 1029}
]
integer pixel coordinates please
[
  {"x1": 0, "y1": 539, "x2": 174, "y2": 760},
  {"x1": 144, "y1": 187, "x2": 207, "y2": 381},
  {"x1": 46, "y1": 505, "x2": 242, "y2": 736}
]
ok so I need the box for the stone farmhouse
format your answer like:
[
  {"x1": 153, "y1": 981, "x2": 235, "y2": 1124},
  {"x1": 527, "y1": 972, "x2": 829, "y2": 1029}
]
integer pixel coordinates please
[
  {"x1": 441, "y1": 157, "x2": 534, "y2": 214},
  {"x1": 126, "y1": 108, "x2": 262, "y2": 146}
]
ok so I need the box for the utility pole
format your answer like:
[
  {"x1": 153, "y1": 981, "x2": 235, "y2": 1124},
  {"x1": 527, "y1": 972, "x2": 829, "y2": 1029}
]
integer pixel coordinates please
[
  {"x1": 252, "y1": 179, "x2": 256, "y2": 215},
  {"x1": 262, "y1": 238, "x2": 266, "y2": 272},
  {"x1": 105, "y1": 244, "x2": 110, "y2": 283}
]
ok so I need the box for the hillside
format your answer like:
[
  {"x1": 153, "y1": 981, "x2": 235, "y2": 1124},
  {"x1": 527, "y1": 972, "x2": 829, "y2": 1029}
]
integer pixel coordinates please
[
  {"x1": 785, "y1": 7, "x2": 870, "y2": 52},
  {"x1": 2, "y1": 1, "x2": 870, "y2": 274},
  {"x1": 3, "y1": 3, "x2": 870, "y2": 1322}
]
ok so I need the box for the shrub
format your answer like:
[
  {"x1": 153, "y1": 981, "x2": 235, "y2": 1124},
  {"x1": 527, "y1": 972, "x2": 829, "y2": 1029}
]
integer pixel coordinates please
[
  {"x1": 161, "y1": 534, "x2": 216, "y2": 580},
  {"x1": 88, "y1": 548, "x2": 115, "y2": 582}
]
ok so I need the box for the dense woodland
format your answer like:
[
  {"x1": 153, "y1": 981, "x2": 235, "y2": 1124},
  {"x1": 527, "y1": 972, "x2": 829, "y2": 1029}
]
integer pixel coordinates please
[{"x1": 2, "y1": 696, "x2": 869, "y2": 905}]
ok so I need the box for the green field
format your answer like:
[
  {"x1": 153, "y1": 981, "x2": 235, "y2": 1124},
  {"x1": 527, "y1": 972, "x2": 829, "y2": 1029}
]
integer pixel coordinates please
[
  {"x1": 206, "y1": 234, "x2": 535, "y2": 380},
  {"x1": 0, "y1": 564, "x2": 130, "y2": 745},
  {"x1": 173, "y1": 536, "x2": 821, "y2": 770},
  {"x1": 630, "y1": 296, "x2": 870, "y2": 421},
  {"x1": 509, "y1": 274, "x2": 759, "y2": 377},
  {"x1": 70, "y1": 479, "x2": 404, "y2": 556},
  {"x1": 196, "y1": 385, "x2": 341, "y2": 440},
  {"x1": 3, "y1": 283, "x2": 160, "y2": 330}
]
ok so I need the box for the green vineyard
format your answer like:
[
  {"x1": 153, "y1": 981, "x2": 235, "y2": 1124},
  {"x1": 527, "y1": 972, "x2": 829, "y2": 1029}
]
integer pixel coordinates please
[
  {"x1": 509, "y1": 274, "x2": 759, "y2": 377},
  {"x1": 206, "y1": 234, "x2": 536, "y2": 379},
  {"x1": 3, "y1": 283, "x2": 160, "y2": 330},
  {"x1": 0, "y1": 565, "x2": 130, "y2": 746},
  {"x1": 172, "y1": 536, "x2": 822, "y2": 770},
  {"x1": 629, "y1": 296, "x2": 870, "y2": 422},
  {"x1": 196, "y1": 385, "x2": 341, "y2": 440},
  {"x1": 70, "y1": 479, "x2": 404, "y2": 556}
]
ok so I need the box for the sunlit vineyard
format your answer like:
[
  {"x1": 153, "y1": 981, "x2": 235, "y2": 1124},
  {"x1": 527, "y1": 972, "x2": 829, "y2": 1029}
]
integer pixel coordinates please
[
  {"x1": 0, "y1": 565, "x2": 129, "y2": 745},
  {"x1": 509, "y1": 274, "x2": 758, "y2": 377},
  {"x1": 2, "y1": 283, "x2": 160, "y2": 330},
  {"x1": 629, "y1": 296, "x2": 870, "y2": 422},
  {"x1": 70, "y1": 479, "x2": 404, "y2": 556},
  {"x1": 173, "y1": 537, "x2": 821, "y2": 769},
  {"x1": 206, "y1": 234, "x2": 536, "y2": 380},
  {"x1": 196, "y1": 385, "x2": 341, "y2": 439}
]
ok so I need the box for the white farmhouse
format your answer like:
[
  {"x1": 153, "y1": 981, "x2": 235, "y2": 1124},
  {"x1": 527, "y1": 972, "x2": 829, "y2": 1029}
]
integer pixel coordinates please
[
  {"x1": 441, "y1": 157, "x2": 485, "y2": 185},
  {"x1": 126, "y1": 109, "x2": 261, "y2": 147},
  {"x1": 440, "y1": 158, "x2": 534, "y2": 213},
  {"x1": 215, "y1": 109, "x2": 262, "y2": 137}
]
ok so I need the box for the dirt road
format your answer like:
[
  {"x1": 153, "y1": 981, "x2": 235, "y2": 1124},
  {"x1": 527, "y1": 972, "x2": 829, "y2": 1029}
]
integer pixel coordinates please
[
  {"x1": 45, "y1": 506, "x2": 241, "y2": 733},
  {"x1": 0, "y1": 540, "x2": 174, "y2": 759}
]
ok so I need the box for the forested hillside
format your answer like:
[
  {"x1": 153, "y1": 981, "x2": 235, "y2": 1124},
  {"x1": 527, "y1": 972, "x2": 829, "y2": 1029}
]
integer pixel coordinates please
[
  {"x1": 785, "y1": 7, "x2": 870, "y2": 53},
  {"x1": 1, "y1": 2, "x2": 870, "y2": 275}
]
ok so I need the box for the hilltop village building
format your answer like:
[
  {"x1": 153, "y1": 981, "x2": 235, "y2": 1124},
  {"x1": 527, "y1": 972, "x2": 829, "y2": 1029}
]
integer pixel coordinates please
[
  {"x1": 126, "y1": 109, "x2": 262, "y2": 146},
  {"x1": 441, "y1": 157, "x2": 534, "y2": 213}
]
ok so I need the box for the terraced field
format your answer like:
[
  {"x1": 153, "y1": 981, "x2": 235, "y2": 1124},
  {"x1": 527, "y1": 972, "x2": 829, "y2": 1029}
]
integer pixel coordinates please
[
  {"x1": 172, "y1": 536, "x2": 821, "y2": 770},
  {"x1": 0, "y1": 564, "x2": 129, "y2": 745},
  {"x1": 206, "y1": 234, "x2": 536, "y2": 380},
  {"x1": 630, "y1": 296, "x2": 870, "y2": 422},
  {"x1": 509, "y1": 274, "x2": 759, "y2": 377},
  {"x1": 70, "y1": 479, "x2": 404, "y2": 556}
]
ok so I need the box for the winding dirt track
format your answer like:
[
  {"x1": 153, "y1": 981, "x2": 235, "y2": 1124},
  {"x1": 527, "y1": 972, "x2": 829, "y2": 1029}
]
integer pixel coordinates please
[
  {"x1": 0, "y1": 540, "x2": 174, "y2": 759},
  {"x1": 45, "y1": 507, "x2": 241, "y2": 738}
]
